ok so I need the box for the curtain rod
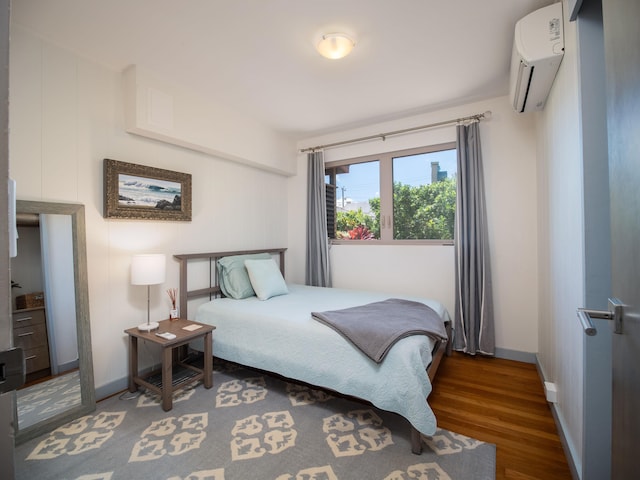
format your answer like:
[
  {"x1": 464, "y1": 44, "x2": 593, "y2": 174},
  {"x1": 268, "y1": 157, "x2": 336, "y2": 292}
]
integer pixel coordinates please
[{"x1": 299, "y1": 110, "x2": 491, "y2": 153}]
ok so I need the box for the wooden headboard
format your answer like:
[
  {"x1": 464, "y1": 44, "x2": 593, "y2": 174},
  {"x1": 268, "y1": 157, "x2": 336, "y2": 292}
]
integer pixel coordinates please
[{"x1": 173, "y1": 248, "x2": 287, "y2": 320}]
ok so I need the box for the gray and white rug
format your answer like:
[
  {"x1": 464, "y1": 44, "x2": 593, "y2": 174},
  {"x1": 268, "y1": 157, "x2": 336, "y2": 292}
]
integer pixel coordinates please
[
  {"x1": 15, "y1": 360, "x2": 495, "y2": 479},
  {"x1": 17, "y1": 371, "x2": 81, "y2": 429}
]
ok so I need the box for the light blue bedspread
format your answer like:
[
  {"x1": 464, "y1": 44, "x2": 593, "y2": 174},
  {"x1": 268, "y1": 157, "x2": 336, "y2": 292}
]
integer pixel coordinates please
[{"x1": 194, "y1": 283, "x2": 450, "y2": 436}]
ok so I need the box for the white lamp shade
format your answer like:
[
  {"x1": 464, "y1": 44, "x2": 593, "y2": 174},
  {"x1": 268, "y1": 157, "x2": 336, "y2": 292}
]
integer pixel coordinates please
[
  {"x1": 317, "y1": 33, "x2": 355, "y2": 59},
  {"x1": 131, "y1": 254, "x2": 166, "y2": 285}
]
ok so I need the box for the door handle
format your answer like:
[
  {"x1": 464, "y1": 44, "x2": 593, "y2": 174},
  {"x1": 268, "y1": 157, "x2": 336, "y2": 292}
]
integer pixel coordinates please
[{"x1": 577, "y1": 297, "x2": 624, "y2": 335}]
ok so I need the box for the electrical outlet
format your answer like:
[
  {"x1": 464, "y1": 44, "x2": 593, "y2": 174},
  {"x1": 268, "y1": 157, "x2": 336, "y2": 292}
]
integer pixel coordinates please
[{"x1": 544, "y1": 381, "x2": 558, "y2": 403}]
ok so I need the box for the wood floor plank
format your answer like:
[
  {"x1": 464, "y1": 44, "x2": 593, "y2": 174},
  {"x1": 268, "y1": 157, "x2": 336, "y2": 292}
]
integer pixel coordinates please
[{"x1": 429, "y1": 352, "x2": 573, "y2": 479}]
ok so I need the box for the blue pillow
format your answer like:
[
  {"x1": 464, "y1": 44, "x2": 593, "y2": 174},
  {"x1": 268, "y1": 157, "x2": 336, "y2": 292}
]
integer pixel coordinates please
[
  {"x1": 217, "y1": 253, "x2": 271, "y2": 299},
  {"x1": 244, "y1": 258, "x2": 288, "y2": 301}
]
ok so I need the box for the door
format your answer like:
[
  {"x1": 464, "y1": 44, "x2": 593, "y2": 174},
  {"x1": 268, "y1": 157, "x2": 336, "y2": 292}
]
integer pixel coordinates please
[
  {"x1": 602, "y1": 0, "x2": 640, "y2": 478},
  {"x1": 0, "y1": 0, "x2": 16, "y2": 478}
]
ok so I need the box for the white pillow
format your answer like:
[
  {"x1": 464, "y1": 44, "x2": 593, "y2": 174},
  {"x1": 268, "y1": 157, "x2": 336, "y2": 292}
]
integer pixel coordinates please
[{"x1": 244, "y1": 258, "x2": 288, "y2": 300}]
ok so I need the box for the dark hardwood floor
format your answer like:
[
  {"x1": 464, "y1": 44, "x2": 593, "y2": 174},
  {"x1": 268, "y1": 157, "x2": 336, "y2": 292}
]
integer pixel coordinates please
[{"x1": 429, "y1": 352, "x2": 573, "y2": 479}]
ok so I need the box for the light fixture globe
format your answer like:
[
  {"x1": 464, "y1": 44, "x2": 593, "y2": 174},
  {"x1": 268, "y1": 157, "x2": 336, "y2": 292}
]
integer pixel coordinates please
[{"x1": 316, "y1": 33, "x2": 355, "y2": 59}]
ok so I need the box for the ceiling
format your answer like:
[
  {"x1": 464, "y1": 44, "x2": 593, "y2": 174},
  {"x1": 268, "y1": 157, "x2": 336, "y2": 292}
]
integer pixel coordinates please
[{"x1": 11, "y1": 0, "x2": 552, "y2": 139}]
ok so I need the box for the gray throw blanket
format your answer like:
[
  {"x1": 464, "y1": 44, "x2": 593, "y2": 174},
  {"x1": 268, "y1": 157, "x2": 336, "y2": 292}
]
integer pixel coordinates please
[{"x1": 311, "y1": 298, "x2": 448, "y2": 363}]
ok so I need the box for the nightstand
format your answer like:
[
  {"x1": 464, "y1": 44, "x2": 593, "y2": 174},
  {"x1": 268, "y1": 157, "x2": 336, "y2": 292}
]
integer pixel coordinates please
[
  {"x1": 124, "y1": 318, "x2": 214, "y2": 411},
  {"x1": 13, "y1": 307, "x2": 51, "y2": 381}
]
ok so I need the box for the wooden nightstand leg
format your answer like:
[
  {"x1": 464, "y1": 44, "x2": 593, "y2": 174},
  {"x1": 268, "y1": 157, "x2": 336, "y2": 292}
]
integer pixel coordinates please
[
  {"x1": 203, "y1": 331, "x2": 213, "y2": 389},
  {"x1": 162, "y1": 346, "x2": 173, "y2": 411},
  {"x1": 128, "y1": 336, "x2": 138, "y2": 393}
]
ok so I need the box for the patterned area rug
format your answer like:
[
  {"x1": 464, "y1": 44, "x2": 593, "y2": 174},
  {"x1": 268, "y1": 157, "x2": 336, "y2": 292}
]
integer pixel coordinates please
[
  {"x1": 17, "y1": 371, "x2": 81, "y2": 429},
  {"x1": 15, "y1": 360, "x2": 495, "y2": 480}
]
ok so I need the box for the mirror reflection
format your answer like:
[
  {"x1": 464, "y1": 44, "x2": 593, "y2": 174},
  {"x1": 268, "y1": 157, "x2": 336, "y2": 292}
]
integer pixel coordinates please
[{"x1": 12, "y1": 201, "x2": 95, "y2": 444}]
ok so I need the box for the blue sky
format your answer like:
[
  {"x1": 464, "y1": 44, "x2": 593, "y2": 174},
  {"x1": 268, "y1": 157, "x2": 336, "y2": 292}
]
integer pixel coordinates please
[{"x1": 334, "y1": 149, "x2": 457, "y2": 203}]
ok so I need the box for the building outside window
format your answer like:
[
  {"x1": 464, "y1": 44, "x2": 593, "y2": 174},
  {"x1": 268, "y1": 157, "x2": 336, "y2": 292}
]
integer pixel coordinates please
[{"x1": 325, "y1": 143, "x2": 456, "y2": 244}]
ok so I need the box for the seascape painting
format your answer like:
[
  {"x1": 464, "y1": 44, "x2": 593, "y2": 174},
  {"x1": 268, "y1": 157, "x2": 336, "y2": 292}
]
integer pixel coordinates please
[
  {"x1": 118, "y1": 174, "x2": 182, "y2": 210},
  {"x1": 104, "y1": 159, "x2": 192, "y2": 221}
]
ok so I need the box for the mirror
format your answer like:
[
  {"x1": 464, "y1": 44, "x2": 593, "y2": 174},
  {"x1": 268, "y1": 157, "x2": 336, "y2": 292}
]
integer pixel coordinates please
[{"x1": 12, "y1": 200, "x2": 95, "y2": 444}]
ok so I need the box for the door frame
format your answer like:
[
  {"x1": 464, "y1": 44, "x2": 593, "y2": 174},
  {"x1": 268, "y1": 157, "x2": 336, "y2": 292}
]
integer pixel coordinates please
[
  {"x1": 1, "y1": 0, "x2": 16, "y2": 478},
  {"x1": 576, "y1": 2, "x2": 612, "y2": 479}
]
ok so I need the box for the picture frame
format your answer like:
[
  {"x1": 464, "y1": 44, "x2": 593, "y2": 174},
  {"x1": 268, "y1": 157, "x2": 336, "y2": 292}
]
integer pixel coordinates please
[{"x1": 103, "y1": 159, "x2": 192, "y2": 221}]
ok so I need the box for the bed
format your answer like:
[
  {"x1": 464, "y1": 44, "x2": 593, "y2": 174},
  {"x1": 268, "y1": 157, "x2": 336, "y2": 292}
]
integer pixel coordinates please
[{"x1": 175, "y1": 248, "x2": 452, "y2": 454}]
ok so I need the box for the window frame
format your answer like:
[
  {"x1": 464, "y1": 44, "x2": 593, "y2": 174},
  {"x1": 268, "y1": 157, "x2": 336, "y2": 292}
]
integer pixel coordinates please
[{"x1": 325, "y1": 142, "x2": 456, "y2": 246}]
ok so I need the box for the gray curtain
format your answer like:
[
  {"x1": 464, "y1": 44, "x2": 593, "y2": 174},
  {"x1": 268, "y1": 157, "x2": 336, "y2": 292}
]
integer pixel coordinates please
[
  {"x1": 454, "y1": 122, "x2": 494, "y2": 355},
  {"x1": 305, "y1": 151, "x2": 331, "y2": 287}
]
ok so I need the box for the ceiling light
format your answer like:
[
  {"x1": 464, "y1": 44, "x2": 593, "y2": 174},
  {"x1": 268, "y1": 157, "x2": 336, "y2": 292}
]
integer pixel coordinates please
[{"x1": 316, "y1": 33, "x2": 355, "y2": 59}]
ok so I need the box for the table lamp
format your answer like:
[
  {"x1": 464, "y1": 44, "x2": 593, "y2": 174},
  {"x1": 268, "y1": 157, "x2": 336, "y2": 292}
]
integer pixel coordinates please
[{"x1": 131, "y1": 253, "x2": 166, "y2": 331}]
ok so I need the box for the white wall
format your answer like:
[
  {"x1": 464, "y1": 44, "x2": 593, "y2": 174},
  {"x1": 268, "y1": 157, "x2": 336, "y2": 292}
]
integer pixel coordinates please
[
  {"x1": 290, "y1": 97, "x2": 540, "y2": 356},
  {"x1": 9, "y1": 26, "x2": 291, "y2": 395},
  {"x1": 41, "y1": 214, "x2": 78, "y2": 370},
  {"x1": 123, "y1": 65, "x2": 297, "y2": 176},
  {"x1": 9, "y1": 16, "x2": 550, "y2": 404},
  {"x1": 536, "y1": 2, "x2": 585, "y2": 473},
  {"x1": 10, "y1": 226, "x2": 43, "y2": 307}
]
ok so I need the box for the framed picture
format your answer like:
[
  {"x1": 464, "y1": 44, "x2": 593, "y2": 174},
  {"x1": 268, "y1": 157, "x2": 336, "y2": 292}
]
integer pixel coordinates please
[{"x1": 103, "y1": 159, "x2": 192, "y2": 221}]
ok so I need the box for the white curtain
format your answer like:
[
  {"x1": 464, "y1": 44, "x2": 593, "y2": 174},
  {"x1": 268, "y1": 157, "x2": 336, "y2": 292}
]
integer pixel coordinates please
[
  {"x1": 454, "y1": 121, "x2": 495, "y2": 355},
  {"x1": 305, "y1": 151, "x2": 331, "y2": 287}
]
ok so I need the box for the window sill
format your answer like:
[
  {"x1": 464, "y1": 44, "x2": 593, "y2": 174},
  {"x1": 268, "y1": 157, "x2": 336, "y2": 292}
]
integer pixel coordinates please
[{"x1": 330, "y1": 239, "x2": 454, "y2": 246}]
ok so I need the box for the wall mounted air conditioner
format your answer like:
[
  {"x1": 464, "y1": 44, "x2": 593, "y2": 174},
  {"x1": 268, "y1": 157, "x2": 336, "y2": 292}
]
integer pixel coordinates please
[{"x1": 509, "y1": 2, "x2": 564, "y2": 113}]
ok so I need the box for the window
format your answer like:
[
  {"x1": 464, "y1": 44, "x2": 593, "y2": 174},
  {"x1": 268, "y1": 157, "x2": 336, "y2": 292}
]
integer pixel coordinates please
[{"x1": 325, "y1": 143, "x2": 456, "y2": 243}]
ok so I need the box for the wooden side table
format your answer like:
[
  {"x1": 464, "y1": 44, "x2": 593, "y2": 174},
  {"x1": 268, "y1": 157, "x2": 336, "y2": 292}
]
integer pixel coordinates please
[{"x1": 124, "y1": 318, "x2": 215, "y2": 411}]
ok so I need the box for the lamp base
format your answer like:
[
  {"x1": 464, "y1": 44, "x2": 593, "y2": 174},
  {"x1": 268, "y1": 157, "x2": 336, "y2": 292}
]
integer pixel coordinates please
[{"x1": 138, "y1": 321, "x2": 160, "y2": 332}]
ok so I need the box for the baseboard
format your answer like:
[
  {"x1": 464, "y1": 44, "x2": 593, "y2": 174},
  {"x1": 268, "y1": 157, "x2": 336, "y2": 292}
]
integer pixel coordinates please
[
  {"x1": 96, "y1": 364, "x2": 158, "y2": 401},
  {"x1": 548, "y1": 402, "x2": 580, "y2": 479},
  {"x1": 494, "y1": 347, "x2": 537, "y2": 364},
  {"x1": 56, "y1": 359, "x2": 79, "y2": 373},
  {"x1": 96, "y1": 377, "x2": 129, "y2": 402},
  {"x1": 536, "y1": 358, "x2": 580, "y2": 480}
]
